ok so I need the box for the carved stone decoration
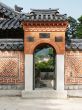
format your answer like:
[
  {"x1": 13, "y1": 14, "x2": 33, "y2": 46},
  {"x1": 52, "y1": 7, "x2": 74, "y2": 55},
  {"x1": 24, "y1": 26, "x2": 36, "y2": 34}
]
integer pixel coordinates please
[{"x1": 15, "y1": 5, "x2": 23, "y2": 12}]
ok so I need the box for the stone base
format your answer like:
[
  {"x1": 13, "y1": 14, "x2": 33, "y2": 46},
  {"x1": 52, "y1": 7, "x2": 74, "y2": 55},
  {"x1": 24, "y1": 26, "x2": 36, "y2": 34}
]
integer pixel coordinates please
[
  {"x1": 0, "y1": 90, "x2": 21, "y2": 96},
  {"x1": 67, "y1": 90, "x2": 82, "y2": 97},
  {"x1": 0, "y1": 85, "x2": 24, "y2": 90},
  {"x1": 65, "y1": 85, "x2": 82, "y2": 90},
  {"x1": 22, "y1": 90, "x2": 67, "y2": 99}
]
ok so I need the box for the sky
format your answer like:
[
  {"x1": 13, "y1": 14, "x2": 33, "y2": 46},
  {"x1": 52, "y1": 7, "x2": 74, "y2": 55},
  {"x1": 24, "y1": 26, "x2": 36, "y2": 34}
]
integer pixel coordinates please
[{"x1": 0, "y1": 0, "x2": 82, "y2": 20}]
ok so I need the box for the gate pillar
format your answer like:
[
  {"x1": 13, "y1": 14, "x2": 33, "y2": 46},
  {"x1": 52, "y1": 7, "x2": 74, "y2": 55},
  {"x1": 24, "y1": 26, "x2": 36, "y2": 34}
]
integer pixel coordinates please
[
  {"x1": 25, "y1": 54, "x2": 33, "y2": 91},
  {"x1": 56, "y1": 55, "x2": 64, "y2": 91}
]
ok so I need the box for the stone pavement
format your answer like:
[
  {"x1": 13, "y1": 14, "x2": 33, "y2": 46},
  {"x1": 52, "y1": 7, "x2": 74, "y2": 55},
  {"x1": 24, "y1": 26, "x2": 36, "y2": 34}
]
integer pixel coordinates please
[{"x1": 0, "y1": 97, "x2": 82, "y2": 110}]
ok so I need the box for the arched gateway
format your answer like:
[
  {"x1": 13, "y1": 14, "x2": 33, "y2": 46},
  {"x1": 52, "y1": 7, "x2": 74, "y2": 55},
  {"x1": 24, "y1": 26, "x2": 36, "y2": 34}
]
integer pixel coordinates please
[
  {"x1": 33, "y1": 43, "x2": 56, "y2": 89},
  {"x1": 22, "y1": 9, "x2": 68, "y2": 98}
]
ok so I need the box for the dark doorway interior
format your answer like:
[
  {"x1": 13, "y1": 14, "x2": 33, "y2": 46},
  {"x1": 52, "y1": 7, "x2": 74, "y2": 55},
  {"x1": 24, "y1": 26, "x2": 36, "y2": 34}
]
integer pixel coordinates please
[{"x1": 33, "y1": 43, "x2": 56, "y2": 90}]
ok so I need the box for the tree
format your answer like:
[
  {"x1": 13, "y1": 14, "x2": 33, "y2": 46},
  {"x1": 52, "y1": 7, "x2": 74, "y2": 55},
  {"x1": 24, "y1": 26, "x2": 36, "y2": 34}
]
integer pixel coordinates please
[
  {"x1": 66, "y1": 16, "x2": 77, "y2": 45},
  {"x1": 76, "y1": 16, "x2": 82, "y2": 38},
  {"x1": 78, "y1": 16, "x2": 82, "y2": 24},
  {"x1": 48, "y1": 48, "x2": 53, "y2": 57},
  {"x1": 35, "y1": 59, "x2": 54, "y2": 72}
]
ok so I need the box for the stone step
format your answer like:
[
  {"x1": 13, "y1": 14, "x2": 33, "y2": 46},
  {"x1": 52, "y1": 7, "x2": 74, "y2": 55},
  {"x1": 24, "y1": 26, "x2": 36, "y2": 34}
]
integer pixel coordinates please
[
  {"x1": 68, "y1": 90, "x2": 82, "y2": 97},
  {"x1": 0, "y1": 90, "x2": 21, "y2": 96},
  {"x1": 22, "y1": 90, "x2": 67, "y2": 99}
]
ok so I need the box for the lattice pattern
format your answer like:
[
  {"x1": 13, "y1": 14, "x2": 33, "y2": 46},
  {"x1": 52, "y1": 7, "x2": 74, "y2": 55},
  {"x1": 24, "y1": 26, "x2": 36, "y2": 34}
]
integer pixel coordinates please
[
  {"x1": 0, "y1": 58, "x2": 18, "y2": 78},
  {"x1": 0, "y1": 51, "x2": 24, "y2": 84},
  {"x1": 65, "y1": 51, "x2": 82, "y2": 84}
]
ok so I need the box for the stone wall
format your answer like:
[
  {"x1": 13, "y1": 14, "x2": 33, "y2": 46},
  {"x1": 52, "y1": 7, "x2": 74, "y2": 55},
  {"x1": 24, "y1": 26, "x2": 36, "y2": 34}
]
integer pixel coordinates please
[
  {"x1": 65, "y1": 51, "x2": 82, "y2": 90},
  {"x1": 0, "y1": 51, "x2": 24, "y2": 90}
]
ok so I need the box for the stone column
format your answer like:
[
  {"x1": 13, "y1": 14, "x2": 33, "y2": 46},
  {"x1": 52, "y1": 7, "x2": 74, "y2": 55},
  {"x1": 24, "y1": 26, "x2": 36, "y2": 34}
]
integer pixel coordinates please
[
  {"x1": 56, "y1": 54, "x2": 64, "y2": 90},
  {"x1": 24, "y1": 54, "x2": 33, "y2": 91}
]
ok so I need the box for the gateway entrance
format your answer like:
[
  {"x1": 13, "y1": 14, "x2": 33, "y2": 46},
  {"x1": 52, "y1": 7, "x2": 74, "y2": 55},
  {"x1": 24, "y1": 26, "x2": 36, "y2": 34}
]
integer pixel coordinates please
[
  {"x1": 33, "y1": 44, "x2": 56, "y2": 89},
  {"x1": 22, "y1": 9, "x2": 68, "y2": 98}
]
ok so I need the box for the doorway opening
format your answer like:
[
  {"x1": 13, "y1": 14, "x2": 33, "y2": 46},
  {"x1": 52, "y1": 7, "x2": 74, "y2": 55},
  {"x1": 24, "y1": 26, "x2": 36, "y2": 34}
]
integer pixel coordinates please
[{"x1": 33, "y1": 43, "x2": 56, "y2": 90}]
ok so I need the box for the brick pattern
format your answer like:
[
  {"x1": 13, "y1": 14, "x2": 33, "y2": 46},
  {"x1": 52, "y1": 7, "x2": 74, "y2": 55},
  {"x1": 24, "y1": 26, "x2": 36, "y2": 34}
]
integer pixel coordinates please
[
  {"x1": 0, "y1": 51, "x2": 24, "y2": 84},
  {"x1": 24, "y1": 21, "x2": 66, "y2": 54},
  {"x1": 65, "y1": 51, "x2": 82, "y2": 84}
]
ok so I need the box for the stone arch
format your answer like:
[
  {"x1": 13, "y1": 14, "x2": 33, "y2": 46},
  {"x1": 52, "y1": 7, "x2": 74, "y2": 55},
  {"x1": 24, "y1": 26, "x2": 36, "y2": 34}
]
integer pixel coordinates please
[{"x1": 29, "y1": 40, "x2": 60, "y2": 54}]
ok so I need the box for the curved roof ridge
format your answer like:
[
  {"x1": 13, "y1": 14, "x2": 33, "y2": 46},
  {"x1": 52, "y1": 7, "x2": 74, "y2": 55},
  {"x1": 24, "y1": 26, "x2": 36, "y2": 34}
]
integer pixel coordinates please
[
  {"x1": 30, "y1": 8, "x2": 59, "y2": 11},
  {"x1": 0, "y1": 2, "x2": 14, "y2": 11}
]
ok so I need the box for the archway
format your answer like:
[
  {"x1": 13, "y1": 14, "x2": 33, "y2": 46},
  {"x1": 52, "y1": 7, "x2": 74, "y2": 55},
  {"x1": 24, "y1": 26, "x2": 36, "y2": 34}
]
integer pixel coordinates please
[
  {"x1": 33, "y1": 43, "x2": 56, "y2": 90},
  {"x1": 22, "y1": 8, "x2": 68, "y2": 98}
]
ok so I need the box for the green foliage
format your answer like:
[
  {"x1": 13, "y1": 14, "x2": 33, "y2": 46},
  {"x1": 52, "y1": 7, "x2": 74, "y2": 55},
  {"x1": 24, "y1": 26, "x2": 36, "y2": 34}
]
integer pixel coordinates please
[
  {"x1": 78, "y1": 16, "x2": 82, "y2": 24},
  {"x1": 48, "y1": 48, "x2": 53, "y2": 57},
  {"x1": 35, "y1": 59, "x2": 55, "y2": 72},
  {"x1": 66, "y1": 15, "x2": 82, "y2": 39},
  {"x1": 76, "y1": 24, "x2": 82, "y2": 38},
  {"x1": 76, "y1": 15, "x2": 82, "y2": 38},
  {"x1": 66, "y1": 16, "x2": 77, "y2": 42},
  {"x1": 68, "y1": 16, "x2": 77, "y2": 26},
  {"x1": 34, "y1": 46, "x2": 55, "y2": 72}
]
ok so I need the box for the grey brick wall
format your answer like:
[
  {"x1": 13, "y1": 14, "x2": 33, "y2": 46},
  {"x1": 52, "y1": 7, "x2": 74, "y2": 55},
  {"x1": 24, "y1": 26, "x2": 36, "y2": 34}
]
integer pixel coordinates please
[
  {"x1": 0, "y1": 84, "x2": 24, "y2": 90},
  {"x1": 65, "y1": 85, "x2": 82, "y2": 90}
]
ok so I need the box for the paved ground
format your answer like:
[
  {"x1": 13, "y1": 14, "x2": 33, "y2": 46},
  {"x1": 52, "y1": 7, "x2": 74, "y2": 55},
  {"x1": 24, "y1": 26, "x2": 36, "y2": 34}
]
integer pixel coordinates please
[{"x1": 0, "y1": 97, "x2": 82, "y2": 110}]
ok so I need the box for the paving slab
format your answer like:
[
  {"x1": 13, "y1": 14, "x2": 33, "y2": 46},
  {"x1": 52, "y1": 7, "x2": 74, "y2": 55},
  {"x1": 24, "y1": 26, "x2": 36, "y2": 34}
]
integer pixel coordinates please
[{"x1": 0, "y1": 97, "x2": 82, "y2": 110}]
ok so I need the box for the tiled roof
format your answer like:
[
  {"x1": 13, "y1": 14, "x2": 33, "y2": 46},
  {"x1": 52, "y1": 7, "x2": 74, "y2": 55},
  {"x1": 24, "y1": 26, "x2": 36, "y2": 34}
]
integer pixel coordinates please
[
  {"x1": 66, "y1": 39, "x2": 82, "y2": 50},
  {"x1": 0, "y1": 2, "x2": 29, "y2": 29},
  {"x1": 0, "y1": 18, "x2": 21, "y2": 29},
  {"x1": 0, "y1": 2, "x2": 27, "y2": 19},
  {"x1": 0, "y1": 39, "x2": 23, "y2": 50},
  {"x1": 0, "y1": 2, "x2": 81, "y2": 50},
  {"x1": 0, "y1": 2, "x2": 67, "y2": 29},
  {"x1": 26, "y1": 9, "x2": 67, "y2": 21}
]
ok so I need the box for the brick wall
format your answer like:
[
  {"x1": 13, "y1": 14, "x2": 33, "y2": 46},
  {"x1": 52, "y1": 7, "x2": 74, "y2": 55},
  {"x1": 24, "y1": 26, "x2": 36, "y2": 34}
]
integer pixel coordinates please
[
  {"x1": 65, "y1": 51, "x2": 82, "y2": 90},
  {"x1": 1, "y1": 50, "x2": 82, "y2": 90},
  {"x1": 0, "y1": 51, "x2": 24, "y2": 90},
  {"x1": 23, "y1": 21, "x2": 66, "y2": 55}
]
